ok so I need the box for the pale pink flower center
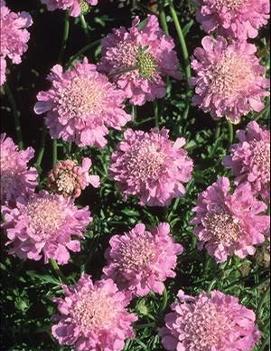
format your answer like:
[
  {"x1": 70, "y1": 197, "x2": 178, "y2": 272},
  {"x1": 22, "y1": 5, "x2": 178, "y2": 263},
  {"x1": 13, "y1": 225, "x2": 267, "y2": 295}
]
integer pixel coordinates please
[
  {"x1": 214, "y1": 0, "x2": 246, "y2": 10},
  {"x1": 73, "y1": 291, "x2": 117, "y2": 330},
  {"x1": 251, "y1": 140, "x2": 270, "y2": 182},
  {"x1": 27, "y1": 198, "x2": 64, "y2": 238},
  {"x1": 119, "y1": 236, "x2": 156, "y2": 271},
  {"x1": 126, "y1": 142, "x2": 166, "y2": 181},
  {"x1": 210, "y1": 53, "x2": 254, "y2": 98},
  {"x1": 55, "y1": 77, "x2": 105, "y2": 118},
  {"x1": 52, "y1": 169, "x2": 79, "y2": 196},
  {"x1": 183, "y1": 302, "x2": 232, "y2": 350},
  {"x1": 203, "y1": 211, "x2": 241, "y2": 245}
]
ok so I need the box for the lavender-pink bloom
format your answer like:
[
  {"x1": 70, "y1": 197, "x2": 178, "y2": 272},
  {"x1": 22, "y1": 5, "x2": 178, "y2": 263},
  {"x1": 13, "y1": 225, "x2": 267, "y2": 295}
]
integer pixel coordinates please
[
  {"x1": 47, "y1": 157, "x2": 100, "y2": 198},
  {"x1": 160, "y1": 289, "x2": 261, "y2": 351},
  {"x1": 191, "y1": 36, "x2": 269, "y2": 124},
  {"x1": 99, "y1": 15, "x2": 180, "y2": 105},
  {"x1": 196, "y1": 0, "x2": 270, "y2": 40},
  {"x1": 52, "y1": 274, "x2": 137, "y2": 351},
  {"x1": 224, "y1": 121, "x2": 270, "y2": 201},
  {"x1": 0, "y1": 133, "x2": 38, "y2": 205},
  {"x1": 192, "y1": 177, "x2": 270, "y2": 262},
  {"x1": 110, "y1": 128, "x2": 193, "y2": 206},
  {"x1": 41, "y1": 0, "x2": 98, "y2": 17},
  {"x1": 34, "y1": 58, "x2": 131, "y2": 148},
  {"x1": 0, "y1": 0, "x2": 32, "y2": 85},
  {"x1": 1, "y1": 191, "x2": 91, "y2": 264},
  {"x1": 103, "y1": 223, "x2": 183, "y2": 297}
]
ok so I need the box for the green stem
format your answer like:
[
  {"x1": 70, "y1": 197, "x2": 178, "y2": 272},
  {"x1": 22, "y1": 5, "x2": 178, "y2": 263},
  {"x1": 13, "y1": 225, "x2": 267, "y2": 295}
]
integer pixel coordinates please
[
  {"x1": 5, "y1": 84, "x2": 23, "y2": 149},
  {"x1": 66, "y1": 39, "x2": 101, "y2": 68},
  {"x1": 227, "y1": 120, "x2": 234, "y2": 145},
  {"x1": 169, "y1": 2, "x2": 191, "y2": 80},
  {"x1": 158, "y1": 1, "x2": 169, "y2": 35},
  {"x1": 154, "y1": 101, "x2": 159, "y2": 127},
  {"x1": 49, "y1": 259, "x2": 65, "y2": 282},
  {"x1": 161, "y1": 287, "x2": 168, "y2": 311},
  {"x1": 58, "y1": 12, "x2": 70, "y2": 63},
  {"x1": 256, "y1": 285, "x2": 270, "y2": 320},
  {"x1": 80, "y1": 14, "x2": 90, "y2": 38},
  {"x1": 35, "y1": 127, "x2": 46, "y2": 168},
  {"x1": 132, "y1": 105, "x2": 137, "y2": 120},
  {"x1": 53, "y1": 140, "x2": 58, "y2": 166}
]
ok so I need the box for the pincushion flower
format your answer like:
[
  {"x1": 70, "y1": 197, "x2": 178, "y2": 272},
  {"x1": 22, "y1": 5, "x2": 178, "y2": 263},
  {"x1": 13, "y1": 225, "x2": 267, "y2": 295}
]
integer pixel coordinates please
[
  {"x1": 34, "y1": 58, "x2": 131, "y2": 148},
  {"x1": 48, "y1": 157, "x2": 100, "y2": 198},
  {"x1": 0, "y1": 0, "x2": 32, "y2": 86},
  {"x1": 160, "y1": 289, "x2": 261, "y2": 351},
  {"x1": 192, "y1": 177, "x2": 269, "y2": 262},
  {"x1": 110, "y1": 128, "x2": 193, "y2": 206},
  {"x1": 224, "y1": 121, "x2": 270, "y2": 200},
  {"x1": 103, "y1": 223, "x2": 183, "y2": 297},
  {"x1": 41, "y1": 0, "x2": 98, "y2": 17},
  {"x1": 99, "y1": 15, "x2": 180, "y2": 105},
  {"x1": 196, "y1": 0, "x2": 270, "y2": 40},
  {"x1": 1, "y1": 191, "x2": 91, "y2": 264},
  {"x1": 191, "y1": 36, "x2": 269, "y2": 123},
  {"x1": 0, "y1": 133, "x2": 38, "y2": 205},
  {"x1": 52, "y1": 274, "x2": 137, "y2": 351}
]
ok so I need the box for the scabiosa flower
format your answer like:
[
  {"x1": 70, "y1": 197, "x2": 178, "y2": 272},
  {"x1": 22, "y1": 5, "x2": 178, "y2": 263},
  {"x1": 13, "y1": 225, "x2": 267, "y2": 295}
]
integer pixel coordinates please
[
  {"x1": 196, "y1": 0, "x2": 270, "y2": 40},
  {"x1": 110, "y1": 128, "x2": 193, "y2": 206},
  {"x1": 34, "y1": 58, "x2": 131, "y2": 148},
  {"x1": 224, "y1": 121, "x2": 270, "y2": 200},
  {"x1": 0, "y1": 0, "x2": 32, "y2": 86},
  {"x1": 1, "y1": 191, "x2": 91, "y2": 264},
  {"x1": 192, "y1": 177, "x2": 269, "y2": 262},
  {"x1": 40, "y1": 0, "x2": 98, "y2": 17},
  {"x1": 47, "y1": 157, "x2": 100, "y2": 198},
  {"x1": 99, "y1": 15, "x2": 180, "y2": 106},
  {"x1": 52, "y1": 274, "x2": 137, "y2": 351},
  {"x1": 0, "y1": 133, "x2": 38, "y2": 205},
  {"x1": 103, "y1": 223, "x2": 183, "y2": 297},
  {"x1": 160, "y1": 289, "x2": 261, "y2": 351},
  {"x1": 191, "y1": 36, "x2": 269, "y2": 123}
]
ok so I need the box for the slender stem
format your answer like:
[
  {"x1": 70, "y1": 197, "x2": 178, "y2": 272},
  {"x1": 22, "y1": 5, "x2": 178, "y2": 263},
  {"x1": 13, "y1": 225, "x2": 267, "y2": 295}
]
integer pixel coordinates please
[
  {"x1": 158, "y1": 1, "x2": 169, "y2": 35},
  {"x1": 256, "y1": 285, "x2": 270, "y2": 320},
  {"x1": 154, "y1": 101, "x2": 159, "y2": 127},
  {"x1": 80, "y1": 14, "x2": 90, "y2": 38},
  {"x1": 161, "y1": 288, "x2": 168, "y2": 311},
  {"x1": 58, "y1": 12, "x2": 70, "y2": 63},
  {"x1": 52, "y1": 140, "x2": 58, "y2": 166},
  {"x1": 66, "y1": 39, "x2": 101, "y2": 68},
  {"x1": 5, "y1": 84, "x2": 23, "y2": 149},
  {"x1": 35, "y1": 127, "x2": 46, "y2": 168},
  {"x1": 169, "y1": 2, "x2": 191, "y2": 80},
  {"x1": 227, "y1": 120, "x2": 234, "y2": 145},
  {"x1": 132, "y1": 105, "x2": 137, "y2": 120},
  {"x1": 49, "y1": 259, "x2": 65, "y2": 282}
]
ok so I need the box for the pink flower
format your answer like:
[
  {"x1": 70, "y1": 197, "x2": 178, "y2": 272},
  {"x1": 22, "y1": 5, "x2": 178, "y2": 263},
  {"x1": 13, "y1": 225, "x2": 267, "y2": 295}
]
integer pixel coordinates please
[
  {"x1": 52, "y1": 274, "x2": 137, "y2": 351},
  {"x1": 0, "y1": 133, "x2": 38, "y2": 205},
  {"x1": 0, "y1": 0, "x2": 32, "y2": 85},
  {"x1": 1, "y1": 191, "x2": 91, "y2": 264},
  {"x1": 41, "y1": 0, "x2": 98, "y2": 17},
  {"x1": 191, "y1": 177, "x2": 270, "y2": 262},
  {"x1": 34, "y1": 58, "x2": 131, "y2": 148},
  {"x1": 196, "y1": 0, "x2": 270, "y2": 40},
  {"x1": 98, "y1": 15, "x2": 180, "y2": 105},
  {"x1": 191, "y1": 36, "x2": 269, "y2": 124},
  {"x1": 103, "y1": 223, "x2": 183, "y2": 297},
  {"x1": 224, "y1": 121, "x2": 270, "y2": 201},
  {"x1": 47, "y1": 157, "x2": 100, "y2": 198},
  {"x1": 0, "y1": 56, "x2": 6, "y2": 85},
  {"x1": 110, "y1": 128, "x2": 193, "y2": 206},
  {"x1": 160, "y1": 289, "x2": 261, "y2": 351}
]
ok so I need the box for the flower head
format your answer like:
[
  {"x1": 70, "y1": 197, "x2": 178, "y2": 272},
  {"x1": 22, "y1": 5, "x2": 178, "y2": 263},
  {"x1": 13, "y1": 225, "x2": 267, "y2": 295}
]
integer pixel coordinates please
[
  {"x1": 224, "y1": 121, "x2": 270, "y2": 200},
  {"x1": 103, "y1": 223, "x2": 183, "y2": 297},
  {"x1": 160, "y1": 289, "x2": 261, "y2": 351},
  {"x1": 192, "y1": 177, "x2": 269, "y2": 262},
  {"x1": 41, "y1": 0, "x2": 98, "y2": 17},
  {"x1": 52, "y1": 274, "x2": 137, "y2": 351},
  {"x1": 47, "y1": 157, "x2": 100, "y2": 198},
  {"x1": 1, "y1": 191, "x2": 91, "y2": 264},
  {"x1": 196, "y1": 0, "x2": 270, "y2": 40},
  {"x1": 0, "y1": 133, "x2": 38, "y2": 205},
  {"x1": 191, "y1": 36, "x2": 269, "y2": 123},
  {"x1": 34, "y1": 58, "x2": 131, "y2": 148},
  {"x1": 110, "y1": 128, "x2": 193, "y2": 206},
  {"x1": 99, "y1": 15, "x2": 180, "y2": 105},
  {"x1": 0, "y1": 0, "x2": 32, "y2": 85}
]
